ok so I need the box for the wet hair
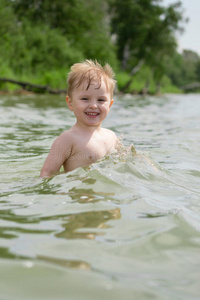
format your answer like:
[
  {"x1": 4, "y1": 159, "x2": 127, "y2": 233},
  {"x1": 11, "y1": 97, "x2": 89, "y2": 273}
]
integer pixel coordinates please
[{"x1": 67, "y1": 59, "x2": 116, "y2": 98}]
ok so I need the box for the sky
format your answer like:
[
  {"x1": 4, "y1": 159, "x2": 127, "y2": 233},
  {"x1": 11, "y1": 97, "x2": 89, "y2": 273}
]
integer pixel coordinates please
[{"x1": 163, "y1": 0, "x2": 200, "y2": 55}]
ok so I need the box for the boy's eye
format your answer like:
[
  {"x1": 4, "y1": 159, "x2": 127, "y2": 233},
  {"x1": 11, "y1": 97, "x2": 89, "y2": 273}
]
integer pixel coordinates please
[
  {"x1": 98, "y1": 98, "x2": 106, "y2": 102},
  {"x1": 81, "y1": 97, "x2": 88, "y2": 100}
]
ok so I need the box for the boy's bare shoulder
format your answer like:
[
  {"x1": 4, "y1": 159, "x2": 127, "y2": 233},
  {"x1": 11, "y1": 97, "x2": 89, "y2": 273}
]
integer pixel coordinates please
[
  {"x1": 59, "y1": 129, "x2": 73, "y2": 139},
  {"x1": 52, "y1": 129, "x2": 74, "y2": 148},
  {"x1": 102, "y1": 127, "x2": 116, "y2": 135},
  {"x1": 102, "y1": 128, "x2": 119, "y2": 146},
  {"x1": 104, "y1": 128, "x2": 118, "y2": 139}
]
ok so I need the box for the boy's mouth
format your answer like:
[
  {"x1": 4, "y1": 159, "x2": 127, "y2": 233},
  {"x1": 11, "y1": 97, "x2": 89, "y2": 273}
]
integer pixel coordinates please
[{"x1": 85, "y1": 112, "x2": 99, "y2": 116}]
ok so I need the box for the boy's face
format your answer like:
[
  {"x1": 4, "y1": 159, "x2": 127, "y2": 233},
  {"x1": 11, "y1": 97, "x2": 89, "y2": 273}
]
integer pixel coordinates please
[{"x1": 66, "y1": 79, "x2": 113, "y2": 128}]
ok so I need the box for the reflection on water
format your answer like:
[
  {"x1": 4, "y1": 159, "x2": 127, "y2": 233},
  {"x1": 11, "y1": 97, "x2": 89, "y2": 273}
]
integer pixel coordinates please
[
  {"x1": 38, "y1": 255, "x2": 91, "y2": 270},
  {"x1": 56, "y1": 208, "x2": 121, "y2": 240},
  {"x1": 0, "y1": 93, "x2": 200, "y2": 300},
  {"x1": 66, "y1": 187, "x2": 115, "y2": 203}
]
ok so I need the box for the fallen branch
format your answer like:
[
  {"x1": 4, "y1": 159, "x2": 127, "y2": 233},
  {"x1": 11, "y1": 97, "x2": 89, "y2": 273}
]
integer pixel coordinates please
[
  {"x1": 180, "y1": 82, "x2": 200, "y2": 91},
  {"x1": 0, "y1": 77, "x2": 67, "y2": 94}
]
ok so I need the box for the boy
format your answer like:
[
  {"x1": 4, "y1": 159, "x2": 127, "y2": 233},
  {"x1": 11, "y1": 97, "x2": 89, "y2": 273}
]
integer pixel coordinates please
[{"x1": 40, "y1": 60, "x2": 119, "y2": 178}]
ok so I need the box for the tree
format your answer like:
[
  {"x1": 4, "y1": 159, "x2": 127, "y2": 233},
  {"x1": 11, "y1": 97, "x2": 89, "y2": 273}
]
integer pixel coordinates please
[
  {"x1": 0, "y1": 0, "x2": 17, "y2": 62},
  {"x1": 109, "y1": 0, "x2": 186, "y2": 92},
  {"x1": 165, "y1": 50, "x2": 200, "y2": 87},
  {"x1": 196, "y1": 60, "x2": 200, "y2": 82},
  {"x1": 9, "y1": 0, "x2": 118, "y2": 67},
  {"x1": 0, "y1": 0, "x2": 118, "y2": 89}
]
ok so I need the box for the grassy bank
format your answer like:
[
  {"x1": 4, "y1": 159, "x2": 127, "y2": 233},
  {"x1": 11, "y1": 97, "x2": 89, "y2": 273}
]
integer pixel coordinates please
[{"x1": 0, "y1": 65, "x2": 182, "y2": 95}]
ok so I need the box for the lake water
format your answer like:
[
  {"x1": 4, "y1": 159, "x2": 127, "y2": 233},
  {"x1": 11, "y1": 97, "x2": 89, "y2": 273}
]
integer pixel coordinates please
[{"x1": 0, "y1": 93, "x2": 200, "y2": 300}]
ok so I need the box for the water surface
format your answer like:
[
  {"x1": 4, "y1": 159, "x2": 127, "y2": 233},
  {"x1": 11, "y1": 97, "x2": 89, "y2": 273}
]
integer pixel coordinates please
[{"x1": 0, "y1": 93, "x2": 200, "y2": 299}]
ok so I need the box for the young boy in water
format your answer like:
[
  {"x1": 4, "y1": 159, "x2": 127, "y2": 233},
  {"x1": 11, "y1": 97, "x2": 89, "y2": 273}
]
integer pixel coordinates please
[{"x1": 40, "y1": 60, "x2": 118, "y2": 178}]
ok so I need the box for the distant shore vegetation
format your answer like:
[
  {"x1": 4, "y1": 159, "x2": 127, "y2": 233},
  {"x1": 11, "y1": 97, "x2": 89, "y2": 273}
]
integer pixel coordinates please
[{"x1": 1, "y1": 0, "x2": 200, "y2": 94}]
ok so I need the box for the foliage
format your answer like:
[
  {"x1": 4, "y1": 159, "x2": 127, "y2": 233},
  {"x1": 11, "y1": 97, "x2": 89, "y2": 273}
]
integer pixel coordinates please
[
  {"x1": 1, "y1": 0, "x2": 118, "y2": 81},
  {"x1": 110, "y1": 0, "x2": 185, "y2": 65},
  {"x1": 116, "y1": 66, "x2": 180, "y2": 94},
  {"x1": 165, "y1": 50, "x2": 200, "y2": 87},
  {"x1": 196, "y1": 60, "x2": 200, "y2": 82},
  {"x1": 109, "y1": 0, "x2": 187, "y2": 91},
  {"x1": 160, "y1": 75, "x2": 182, "y2": 93},
  {"x1": 0, "y1": 0, "x2": 199, "y2": 94},
  {"x1": 10, "y1": 0, "x2": 118, "y2": 68}
]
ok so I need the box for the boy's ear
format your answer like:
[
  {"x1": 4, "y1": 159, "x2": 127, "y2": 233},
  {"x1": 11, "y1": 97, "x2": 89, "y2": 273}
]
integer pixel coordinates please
[
  {"x1": 109, "y1": 99, "x2": 114, "y2": 108},
  {"x1": 66, "y1": 96, "x2": 73, "y2": 111}
]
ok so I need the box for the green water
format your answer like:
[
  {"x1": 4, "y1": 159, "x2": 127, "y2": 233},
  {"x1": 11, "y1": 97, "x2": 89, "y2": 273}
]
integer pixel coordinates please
[{"x1": 0, "y1": 93, "x2": 200, "y2": 300}]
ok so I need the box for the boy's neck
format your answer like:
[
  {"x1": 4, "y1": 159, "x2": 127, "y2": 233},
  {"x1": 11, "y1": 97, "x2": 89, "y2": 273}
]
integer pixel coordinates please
[{"x1": 74, "y1": 122, "x2": 102, "y2": 133}]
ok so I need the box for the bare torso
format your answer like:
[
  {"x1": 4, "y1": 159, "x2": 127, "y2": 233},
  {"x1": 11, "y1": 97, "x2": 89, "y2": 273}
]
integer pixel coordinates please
[
  {"x1": 63, "y1": 127, "x2": 118, "y2": 171},
  {"x1": 40, "y1": 124, "x2": 118, "y2": 178}
]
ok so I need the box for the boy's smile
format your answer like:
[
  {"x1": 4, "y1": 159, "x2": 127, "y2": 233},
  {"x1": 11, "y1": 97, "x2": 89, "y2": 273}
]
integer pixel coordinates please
[
  {"x1": 66, "y1": 79, "x2": 113, "y2": 128},
  {"x1": 85, "y1": 112, "x2": 99, "y2": 117}
]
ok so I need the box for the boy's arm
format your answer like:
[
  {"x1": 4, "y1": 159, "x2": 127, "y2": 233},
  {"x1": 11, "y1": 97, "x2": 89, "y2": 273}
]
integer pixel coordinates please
[{"x1": 40, "y1": 132, "x2": 72, "y2": 178}]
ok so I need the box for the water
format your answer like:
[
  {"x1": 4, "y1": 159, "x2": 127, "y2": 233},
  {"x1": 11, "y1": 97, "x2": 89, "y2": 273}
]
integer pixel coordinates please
[{"x1": 0, "y1": 93, "x2": 200, "y2": 300}]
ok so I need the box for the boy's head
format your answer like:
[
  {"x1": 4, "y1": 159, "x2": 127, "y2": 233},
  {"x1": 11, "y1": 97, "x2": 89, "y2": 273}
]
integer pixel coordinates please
[{"x1": 67, "y1": 60, "x2": 116, "y2": 99}]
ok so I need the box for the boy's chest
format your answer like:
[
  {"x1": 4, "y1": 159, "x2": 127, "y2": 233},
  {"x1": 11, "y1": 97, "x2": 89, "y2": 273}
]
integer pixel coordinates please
[
  {"x1": 72, "y1": 132, "x2": 115, "y2": 164},
  {"x1": 73, "y1": 138, "x2": 111, "y2": 163},
  {"x1": 63, "y1": 132, "x2": 116, "y2": 171}
]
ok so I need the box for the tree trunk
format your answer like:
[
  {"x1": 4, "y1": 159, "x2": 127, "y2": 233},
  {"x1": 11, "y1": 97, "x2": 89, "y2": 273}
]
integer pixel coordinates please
[
  {"x1": 121, "y1": 43, "x2": 130, "y2": 70},
  {"x1": 140, "y1": 80, "x2": 149, "y2": 95},
  {"x1": 0, "y1": 78, "x2": 67, "y2": 94},
  {"x1": 121, "y1": 60, "x2": 144, "y2": 93},
  {"x1": 156, "y1": 82, "x2": 161, "y2": 94}
]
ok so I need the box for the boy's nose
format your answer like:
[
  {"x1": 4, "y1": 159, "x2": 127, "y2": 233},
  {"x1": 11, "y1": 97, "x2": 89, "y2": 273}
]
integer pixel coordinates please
[{"x1": 89, "y1": 101, "x2": 98, "y2": 109}]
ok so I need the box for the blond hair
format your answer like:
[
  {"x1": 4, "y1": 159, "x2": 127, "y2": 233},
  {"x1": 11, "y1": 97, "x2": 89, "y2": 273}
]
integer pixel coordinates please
[{"x1": 67, "y1": 60, "x2": 116, "y2": 98}]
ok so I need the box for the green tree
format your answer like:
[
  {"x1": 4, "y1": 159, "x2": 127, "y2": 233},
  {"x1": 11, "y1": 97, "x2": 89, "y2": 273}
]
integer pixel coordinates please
[
  {"x1": 109, "y1": 0, "x2": 186, "y2": 91},
  {"x1": 9, "y1": 0, "x2": 118, "y2": 67},
  {"x1": 0, "y1": 0, "x2": 17, "y2": 70},
  {"x1": 165, "y1": 50, "x2": 200, "y2": 88},
  {"x1": 196, "y1": 60, "x2": 200, "y2": 82},
  {"x1": 0, "y1": 1, "x2": 84, "y2": 77},
  {"x1": 0, "y1": 0, "x2": 118, "y2": 89}
]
